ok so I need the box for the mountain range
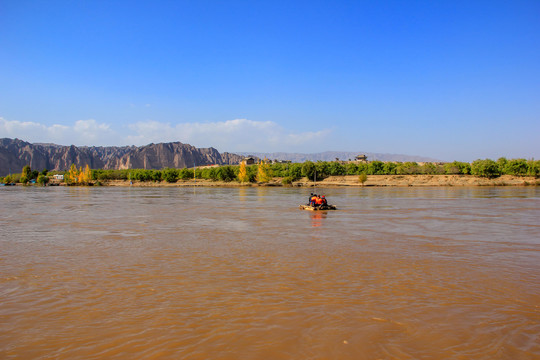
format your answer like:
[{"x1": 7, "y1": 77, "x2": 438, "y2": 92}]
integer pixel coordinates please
[
  {"x1": 0, "y1": 138, "x2": 242, "y2": 176},
  {"x1": 0, "y1": 138, "x2": 441, "y2": 177},
  {"x1": 240, "y1": 151, "x2": 441, "y2": 163}
]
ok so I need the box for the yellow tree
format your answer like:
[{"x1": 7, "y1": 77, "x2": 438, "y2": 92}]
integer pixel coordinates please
[
  {"x1": 77, "y1": 166, "x2": 85, "y2": 183},
  {"x1": 67, "y1": 164, "x2": 79, "y2": 184},
  {"x1": 238, "y1": 161, "x2": 249, "y2": 183},
  {"x1": 82, "y1": 164, "x2": 92, "y2": 183},
  {"x1": 257, "y1": 158, "x2": 272, "y2": 183}
]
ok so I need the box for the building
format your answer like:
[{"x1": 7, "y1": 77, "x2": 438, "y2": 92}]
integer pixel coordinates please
[
  {"x1": 241, "y1": 156, "x2": 257, "y2": 165},
  {"x1": 354, "y1": 154, "x2": 368, "y2": 163}
]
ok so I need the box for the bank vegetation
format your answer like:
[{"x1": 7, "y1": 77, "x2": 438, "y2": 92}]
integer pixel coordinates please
[{"x1": 1, "y1": 158, "x2": 539, "y2": 187}]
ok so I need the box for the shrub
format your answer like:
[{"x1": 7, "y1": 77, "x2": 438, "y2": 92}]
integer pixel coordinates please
[
  {"x1": 301, "y1": 161, "x2": 315, "y2": 179},
  {"x1": 367, "y1": 161, "x2": 385, "y2": 175},
  {"x1": 282, "y1": 177, "x2": 293, "y2": 185},
  {"x1": 346, "y1": 163, "x2": 359, "y2": 175},
  {"x1": 383, "y1": 162, "x2": 398, "y2": 175},
  {"x1": 162, "y1": 168, "x2": 179, "y2": 183},
  {"x1": 179, "y1": 168, "x2": 194, "y2": 180},
  {"x1": 215, "y1": 166, "x2": 236, "y2": 182},
  {"x1": 527, "y1": 160, "x2": 540, "y2": 177},
  {"x1": 36, "y1": 174, "x2": 49, "y2": 185},
  {"x1": 328, "y1": 162, "x2": 346, "y2": 176},
  {"x1": 471, "y1": 159, "x2": 500, "y2": 178},
  {"x1": 288, "y1": 163, "x2": 302, "y2": 180},
  {"x1": 359, "y1": 173, "x2": 368, "y2": 185},
  {"x1": 504, "y1": 159, "x2": 528, "y2": 176}
]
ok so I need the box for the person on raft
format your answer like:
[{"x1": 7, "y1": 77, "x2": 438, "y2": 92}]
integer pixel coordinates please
[{"x1": 309, "y1": 194, "x2": 328, "y2": 207}]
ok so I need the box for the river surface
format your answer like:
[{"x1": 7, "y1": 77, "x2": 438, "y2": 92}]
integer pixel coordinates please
[{"x1": 1, "y1": 186, "x2": 539, "y2": 359}]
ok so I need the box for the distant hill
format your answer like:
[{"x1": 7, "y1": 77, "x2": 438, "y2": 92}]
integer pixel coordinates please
[
  {"x1": 239, "y1": 151, "x2": 441, "y2": 163},
  {"x1": 0, "y1": 138, "x2": 243, "y2": 176},
  {"x1": 0, "y1": 138, "x2": 443, "y2": 177}
]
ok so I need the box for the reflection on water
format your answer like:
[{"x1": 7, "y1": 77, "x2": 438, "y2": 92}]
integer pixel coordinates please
[
  {"x1": 309, "y1": 211, "x2": 327, "y2": 227},
  {"x1": 1, "y1": 186, "x2": 539, "y2": 359}
]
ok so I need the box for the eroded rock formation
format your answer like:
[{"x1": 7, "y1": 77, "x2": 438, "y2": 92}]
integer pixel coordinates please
[{"x1": 0, "y1": 138, "x2": 243, "y2": 176}]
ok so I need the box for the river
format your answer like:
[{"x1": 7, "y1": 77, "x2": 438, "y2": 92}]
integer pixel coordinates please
[{"x1": 1, "y1": 186, "x2": 539, "y2": 359}]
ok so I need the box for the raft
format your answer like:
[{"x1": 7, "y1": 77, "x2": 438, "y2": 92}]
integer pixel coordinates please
[{"x1": 299, "y1": 204, "x2": 337, "y2": 211}]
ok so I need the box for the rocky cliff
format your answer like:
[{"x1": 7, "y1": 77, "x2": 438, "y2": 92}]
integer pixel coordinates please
[{"x1": 0, "y1": 138, "x2": 244, "y2": 176}]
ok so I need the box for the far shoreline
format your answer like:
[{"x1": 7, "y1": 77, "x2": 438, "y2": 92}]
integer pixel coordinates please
[{"x1": 36, "y1": 174, "x2": 540, "y2": 187}]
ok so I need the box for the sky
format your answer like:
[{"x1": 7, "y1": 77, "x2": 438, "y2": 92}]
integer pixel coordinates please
[{"x1": 0, "y1": 0, "x2": 539, "y2": 161}]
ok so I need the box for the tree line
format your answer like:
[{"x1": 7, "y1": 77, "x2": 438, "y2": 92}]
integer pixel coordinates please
[{"x1": 1, "y1": 158, "x2": 539, "y2": 185}]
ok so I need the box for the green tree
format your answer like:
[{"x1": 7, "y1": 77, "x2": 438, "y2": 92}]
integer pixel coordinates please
[
  {"x1": 356, "y1": 162, "x2": 369, "y2": 175},
  {"x1": 246, "y1": 165, "x2": 258, "y2": 182},
  {"x1": 421, "y1": 163, "x2": 438, "y2": 175},
  {"x1": 471, "y1": 159, "x2": 500, "y2": 178},
  {"x1": 301, "y1": 161, "x2": 316, "y2": 179},
  {"x1": 497, "y1": 157, "x2": 508, "y2": 174},
  {"x1": 315, "y1": 161, "x2": 330, "y2": 179},
  {"x1": 328, "y1": 162, "x2": 346, "y2": 176},
  {"x1": 367, "y1": 161, "x2": 385, "y2": 175},
  {"x1": 444, "y1": 161, "x2": 470, "y2": 175},
  {"x1": 396, "y1": 162, "x2": 419, "y2": 175},
  {"x1": 270, "y1": 163, "x2": 287, "y2": 177},
  {"x1": 179, "y1": 168, "x2": 194, "y2": 180},
  {"x1": 527, "y1": 160, "x2": 540, "y2": 177},
  {"x1": 20, "y1": 165, "x2": 32, "y2": 183},
  {"x1": 215, "y1": 166, "x2": 235, "y2": 182},
  {"x1": 150, "y1": 170, "x2": 162, "y2": 181},
  {"x1": 383, "y1": 162, "x2": 398, "y2": 175},
  {"x1": 504, "y1": 159, "x2": 528, "y2": 176},
  {"x1": 36, "y1": 174, "x2": 49, "y2": 185},
  {"x1": 288, "y1": 163, "x2": 302, "y2": 180},
  {"x1": 455, "y1": 161, "x2": 471, "y2": 175},
  {"x1": 346, "y1": 163, "x2": 358, "y2": 175},
  {"x1": 22, "y1": 165, "x2": 31, "y2": 178},
  {"x1": 131, "y1": 169, "x2": 153, "y2": 181},
  {"x1": 162, "y1": 168, "x2": 179, "y2": 183},
  {"x1": 444, "y1": 162, "x2": 460, "y2": 175}
]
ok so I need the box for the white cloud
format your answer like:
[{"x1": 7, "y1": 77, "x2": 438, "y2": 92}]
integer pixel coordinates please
[
  {"x1": 0, "y1": 117, "x2": 117, "y2": 146},
  {"x1": 0, "y1": 117, "x2": 332, "y2": 152},
  {"x1": 125, "y1": 119, "x2": 332, "y2": 152}
]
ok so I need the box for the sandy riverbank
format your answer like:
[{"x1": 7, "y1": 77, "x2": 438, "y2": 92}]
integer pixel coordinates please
[{"x1": 95, "y1": 175, "x2": 539, "y2": 187}]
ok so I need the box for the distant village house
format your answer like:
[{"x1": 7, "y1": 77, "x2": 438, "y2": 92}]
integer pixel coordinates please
[
  {"x1": 354, "y1": 154, "x2": 368, "y2": 163},
  {"x1": 241, "y1": 156, "x2": 257, "y2": 165}
]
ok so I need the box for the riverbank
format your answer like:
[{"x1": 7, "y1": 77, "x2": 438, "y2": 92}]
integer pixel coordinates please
[{"x1": 84, "y1": 175, "x2": 539, "y2": 187}]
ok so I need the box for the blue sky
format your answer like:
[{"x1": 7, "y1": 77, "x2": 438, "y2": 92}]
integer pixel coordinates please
[{"x1": 1, "y1": 0, "x2": 539, "y2": 161}]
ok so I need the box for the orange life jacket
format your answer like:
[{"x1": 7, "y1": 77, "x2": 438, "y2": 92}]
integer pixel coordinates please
[{"x1": 315, "y1": 197, "x2": 323, "y2": 205}]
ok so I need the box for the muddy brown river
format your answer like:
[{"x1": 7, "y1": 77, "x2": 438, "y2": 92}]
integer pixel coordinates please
[{"x1": 1, "y1": 186, "x2": 539, "y2": 359}]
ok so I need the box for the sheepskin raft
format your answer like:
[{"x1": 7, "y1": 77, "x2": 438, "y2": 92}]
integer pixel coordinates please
[{"x1": 299, "y1": 204, "x2": 337, "y2": 211}]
